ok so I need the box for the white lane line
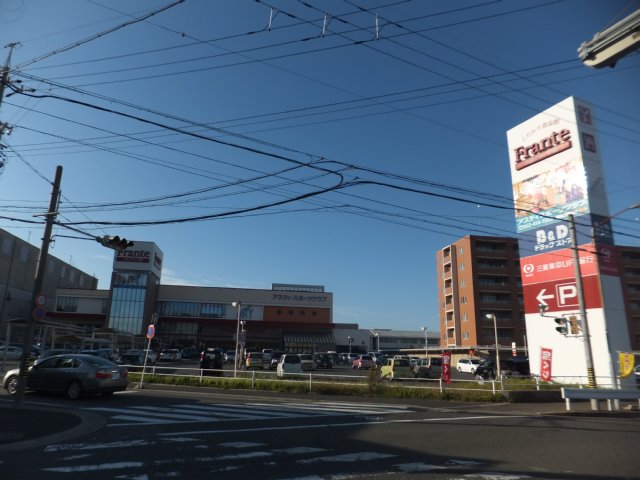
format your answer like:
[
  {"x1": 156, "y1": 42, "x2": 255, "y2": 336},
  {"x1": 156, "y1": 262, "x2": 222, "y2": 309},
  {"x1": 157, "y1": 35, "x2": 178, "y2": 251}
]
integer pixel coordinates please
[
  {"x1": 158, "y1": 414, "x2": 533, "y2": 437},
  {"x1": 42, "y1": 462, "x2": 143, "y2": 473},
  {"x1": 175, "y1": 404, "x2": 302, "y2": 419},
  {"x1": 297, "y1": 452, "x2": 396, "y2": 464}
]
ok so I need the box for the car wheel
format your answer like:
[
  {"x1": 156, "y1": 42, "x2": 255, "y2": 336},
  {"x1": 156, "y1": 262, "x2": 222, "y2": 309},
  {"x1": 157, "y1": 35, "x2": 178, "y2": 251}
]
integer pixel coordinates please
[
  {"x1": 5, "y1": 375, "x2": 18, "y2": 395},
  {"x1": 470, "y1": 368, "x2": 476, "y2": 374},
  {"x1": 66, "y1": 381, "x2": 83, "y2": 400}
]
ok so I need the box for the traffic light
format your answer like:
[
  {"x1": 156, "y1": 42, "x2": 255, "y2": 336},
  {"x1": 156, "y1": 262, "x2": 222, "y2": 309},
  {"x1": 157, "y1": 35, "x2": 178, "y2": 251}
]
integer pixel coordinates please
[
  {"x1": 554, "y1": 317, "x2": 568, "y2": 335},
  {"x1": 97, "y1": 235, "x2": 134, "y2": 252},
  {"x1": 569, "y1": 316, "x2": 580, "y2": 335}
]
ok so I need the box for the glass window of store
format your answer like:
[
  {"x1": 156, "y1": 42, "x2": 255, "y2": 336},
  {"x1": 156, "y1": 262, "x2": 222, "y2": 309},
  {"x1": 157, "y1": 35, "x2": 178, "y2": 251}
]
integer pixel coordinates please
[{"x1": 108, "y1": 271, "x2": 148, "y2": 334}]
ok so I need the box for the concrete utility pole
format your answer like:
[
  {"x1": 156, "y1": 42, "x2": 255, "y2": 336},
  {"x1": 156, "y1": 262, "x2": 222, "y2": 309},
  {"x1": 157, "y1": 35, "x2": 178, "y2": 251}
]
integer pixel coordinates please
[{"x1": 13, "y1": 166, "x2": 63, "y2": 409}]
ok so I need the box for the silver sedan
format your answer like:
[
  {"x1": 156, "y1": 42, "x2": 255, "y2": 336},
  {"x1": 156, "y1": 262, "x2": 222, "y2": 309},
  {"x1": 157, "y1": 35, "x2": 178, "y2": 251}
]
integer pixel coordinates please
[{"x1": 3, "y1": 353, "x2": 128, "y2": 400}]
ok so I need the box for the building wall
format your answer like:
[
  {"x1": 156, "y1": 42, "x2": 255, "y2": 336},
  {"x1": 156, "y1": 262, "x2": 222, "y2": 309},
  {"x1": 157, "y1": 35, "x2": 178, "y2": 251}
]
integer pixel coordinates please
[
  {"x1": 0, "y1": 229, "x2": 98, "y2": 337},
  {"x1": 437, "y1": 235, "x2": 525, "y2": 352},
  {"x1": 618, "y1": 246, "x2": 640, "y2": 350}
]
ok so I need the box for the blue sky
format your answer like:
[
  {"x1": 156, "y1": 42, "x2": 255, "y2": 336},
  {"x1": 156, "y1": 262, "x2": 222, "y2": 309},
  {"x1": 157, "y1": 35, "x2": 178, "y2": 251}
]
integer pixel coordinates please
[{"x1": 1, "y1": 0, "x2": 639, "y2": 332}]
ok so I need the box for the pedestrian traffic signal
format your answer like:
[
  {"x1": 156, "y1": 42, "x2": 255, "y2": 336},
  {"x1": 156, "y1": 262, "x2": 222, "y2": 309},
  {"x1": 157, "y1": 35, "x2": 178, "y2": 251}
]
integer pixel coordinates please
[
  {"x1": 554, "y1": 317, "x2": 568, "y2": 335},
  {"x1": 97, "y1": 235, "x2": 134, "y2": 252},
  {"x1": 569, "y1": 316, "x2": 580, "y2": 335}
]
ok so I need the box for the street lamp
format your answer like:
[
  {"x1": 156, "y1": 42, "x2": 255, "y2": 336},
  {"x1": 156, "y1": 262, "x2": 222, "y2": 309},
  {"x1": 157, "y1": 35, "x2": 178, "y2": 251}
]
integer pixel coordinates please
[
  {"x1": 484, "y1": 313, "x2": 501, "y2": 379},
  {"x1": 347, "y1": 336, "x2": 353, "y2": 356},
  {"x1": 421, "y1": 326, "x2": 428, "y2": 359},
  {"x1": 232, "y1": 301, "x2": 241, "y2": 378}
]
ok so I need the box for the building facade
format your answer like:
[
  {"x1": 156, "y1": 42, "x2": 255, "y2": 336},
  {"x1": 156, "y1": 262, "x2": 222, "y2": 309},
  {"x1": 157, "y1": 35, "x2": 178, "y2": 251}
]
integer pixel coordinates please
[
  {"x1": 618, "y1": 245, "x2": 640, "y2": 350},
  {"x1": 436, "y1": 235, "x2": 526, "y2": 353},
  {"x1": 0, "y1": 228, "x2": 98, "y2": 341}
]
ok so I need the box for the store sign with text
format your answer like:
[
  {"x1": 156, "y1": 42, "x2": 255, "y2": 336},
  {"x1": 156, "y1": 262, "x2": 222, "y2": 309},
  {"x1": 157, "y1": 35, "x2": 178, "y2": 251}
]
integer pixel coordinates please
[
  {"x1": 520, "y1": 246, "x2": 598, "y2": 286},
  {"x1": 540, "y1": 348, "x2": 552, "y2": 382},
  {"x1": 522, "y1": 275, "x2": 603, "y2": 314}
]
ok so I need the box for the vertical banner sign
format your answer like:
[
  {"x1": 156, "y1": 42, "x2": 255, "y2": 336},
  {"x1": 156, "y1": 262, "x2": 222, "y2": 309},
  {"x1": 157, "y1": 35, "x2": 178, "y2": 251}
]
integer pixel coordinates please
[
  {"x1": 441, "y1": 351, "x2": 452, "y2": 384},
  {"x1": 540, "y1": 348, "x2": 553, "y2": 382},
  {"x1": 619, "y1": 353, "x2": 634, "y2": 378},
  {"x1": 511, "y1": 342, "x2": 517, "y2": 357}
]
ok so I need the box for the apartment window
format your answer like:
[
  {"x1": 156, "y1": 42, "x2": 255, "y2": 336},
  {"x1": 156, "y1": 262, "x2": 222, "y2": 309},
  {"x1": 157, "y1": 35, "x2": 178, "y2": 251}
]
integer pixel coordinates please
[
  {"x1": 459, "y1": 247, "x2": 464, "y2": 255},
  {"x1": 19, "y1": 245, "x2": 29, "y2": 262},
  {"x1": 460, "y1": 279, "x2": 466, "y2": 288},
  {"x1": 463, "y1": 331, "x2": 469, "y2": 339},
  {"x1": 461, "y1": 296, "x2": 467, "y2": 304},
  {"x1": 459, "y1": 263, "x2": 465, "y2": 271},
  {"x1": 462, "y1": 313, "x2": 468, "y2": 322}
]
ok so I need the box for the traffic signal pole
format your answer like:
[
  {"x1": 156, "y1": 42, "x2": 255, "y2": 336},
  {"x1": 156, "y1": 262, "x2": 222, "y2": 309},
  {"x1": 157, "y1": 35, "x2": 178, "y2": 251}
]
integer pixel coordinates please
[
  {"x1": 13, "y1": 166, "x2": 62, "y2": 409},
  {"x1": 568, "y1": 214, "x2": 598, "y2": 409}
]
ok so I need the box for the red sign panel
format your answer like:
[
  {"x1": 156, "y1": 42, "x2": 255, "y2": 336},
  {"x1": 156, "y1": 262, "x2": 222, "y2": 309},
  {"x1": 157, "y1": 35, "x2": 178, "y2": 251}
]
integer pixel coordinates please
[
  {"x1": 540, "y1": 348, "x2": 552, "y2": 382},
  {"x1": 441, "y1": 351, "x2": 452, "y2": 384},
  {"x1": 523, "y1": 274, "x2": 603, "y2": 314},
  {"x1": 520, "y1": 246, "x2": 598, "y2": 286}
]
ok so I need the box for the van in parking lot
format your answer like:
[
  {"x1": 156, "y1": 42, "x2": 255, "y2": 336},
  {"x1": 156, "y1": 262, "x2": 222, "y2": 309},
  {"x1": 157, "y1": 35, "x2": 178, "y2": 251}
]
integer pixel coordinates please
[
  {"x1": 412, "y1": 357, "x2": 442, "y2": 378},
  {"x1": 276, "y1": 354, "x2": 302, "y2": 377}
]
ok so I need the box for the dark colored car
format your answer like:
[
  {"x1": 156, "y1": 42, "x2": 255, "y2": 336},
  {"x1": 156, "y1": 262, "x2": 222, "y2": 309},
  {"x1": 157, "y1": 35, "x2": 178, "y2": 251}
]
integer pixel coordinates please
[
  {"x1": 314, "y1": 353, "x2": 333, "y2": 369},
  {"x1": 3, "y1": 353, "x2": 128, "y2": 399},
  {"x1": 269, "y1": 351, "x2": 283, "y2": 370},
  {"x1": 200, "y1": 348, "x2": 224, "y2": 376},
  {"x1": 474, "y1": 360, "x2": 497, "y2": 381},
  {"x1": 504, "y1": 356, "x2": 530, "y2": 376}
]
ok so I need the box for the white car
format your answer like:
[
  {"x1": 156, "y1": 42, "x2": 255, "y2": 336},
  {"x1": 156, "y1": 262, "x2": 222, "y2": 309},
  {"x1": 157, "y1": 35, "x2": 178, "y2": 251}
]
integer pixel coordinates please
[
  {"x1": 276, "y1": 354, "x2": 303, "y2": 378},
  {"x1": 299, "y1": 354, "x2": 315, "y2": 371},
  {"x1": 457, "y1": 358, "x2": 482, "y2": 374}
]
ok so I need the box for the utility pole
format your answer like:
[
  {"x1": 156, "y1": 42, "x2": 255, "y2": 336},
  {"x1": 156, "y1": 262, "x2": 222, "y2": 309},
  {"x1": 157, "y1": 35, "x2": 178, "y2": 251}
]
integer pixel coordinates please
[
  {"x1": 13, "y1": 165, "x2": 63, "y2": 409},
  {"x1": 1, "y1": 43, "x2": 19, "y2": 173},
  {"x1": 568, "y1": 214, "x2": 598, "y2": 409}
]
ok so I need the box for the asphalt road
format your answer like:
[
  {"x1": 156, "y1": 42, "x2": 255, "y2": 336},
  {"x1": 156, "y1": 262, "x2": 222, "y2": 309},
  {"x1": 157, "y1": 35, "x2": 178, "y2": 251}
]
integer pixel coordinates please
[{"x1": 1, "y1": 386, "x2": 638, "y2": 479}]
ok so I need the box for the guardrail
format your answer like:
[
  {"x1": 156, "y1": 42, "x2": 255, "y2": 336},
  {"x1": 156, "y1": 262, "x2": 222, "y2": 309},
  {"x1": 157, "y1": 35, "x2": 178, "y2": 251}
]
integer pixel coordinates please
[
  {"x1": 124, "y1": 364, "x2": 558, "y2": 395},
  {"x1": 561, "y1": 387, "x2": 640, "y2": 411}
]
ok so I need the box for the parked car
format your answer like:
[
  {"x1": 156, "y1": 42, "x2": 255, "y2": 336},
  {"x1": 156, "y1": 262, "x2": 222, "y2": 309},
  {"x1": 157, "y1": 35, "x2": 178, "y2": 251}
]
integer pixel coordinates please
[
  {"x1": 0, "y1": 345, "x2": 23, "y2": 361},
  {"x1": 180, "y1": 347, "x2": 198, "y2": 359},
  {"x1": 299, "y1": 354, "x2": 315, "y2": 371},
  {"x1": 412, "y1": 357, "x2": 442, "y2": 379},
  {"x1": 159, "y1": 349, "x2": 181, "y2": 362},
  {"x1": 118, "y1": 349, "x2": 156, "y2": 366},
  {"x1": 313, "y1": 353, "x2": 333, "y2": 369},
  {"x1": 224, "y1": 350, "x2": 236, "y2": 364},
  {"x1": 457, "y1": 358, "x2": 481, "y2": 374},
  {"x1": 474, "y1": 360, "x2": 497, "y2": 382},
  {"x1": 269, "y1": 351, "x2": 283, "y2": 370},
  {"x1": 3, "y1": 353, "x2": 128, "y2": 399},
  {"x1": 380, "y1": 357, "x2": 412, "y2": 380},
  {"x1": 504, "y1": 356, "x2": 531, "y2": 376},
  {"x1": 276, "y1": 354, "x2": 303, "y2": 377},
  {"x1": 200, "y1": 347, "x2": 224, "y2": 376},
  {"x1": 79, "y1": 349, "x2": 119, "y2": 362},
  {"x1": 245, "y1": 352, "x2": 263, "y2": 369},
  {"x1": 352, "y1": 354, "x2": 374, "y2": 370}
]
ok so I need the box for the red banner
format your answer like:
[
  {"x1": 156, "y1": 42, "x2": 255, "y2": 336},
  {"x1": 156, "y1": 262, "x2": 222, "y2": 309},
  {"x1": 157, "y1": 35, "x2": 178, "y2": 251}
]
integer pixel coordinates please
[
  {"x1": 441, "y1": 351, "x2": 452, "y2": 384},
  {"x1": 540, "y1": 348, "x2": 552, "y2": 382}
]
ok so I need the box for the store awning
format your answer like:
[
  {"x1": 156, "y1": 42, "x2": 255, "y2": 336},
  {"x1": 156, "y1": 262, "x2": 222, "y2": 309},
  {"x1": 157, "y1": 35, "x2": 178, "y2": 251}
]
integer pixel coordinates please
[{"x1": 283, "y1": 333, "x2": 335, "y2": 345}]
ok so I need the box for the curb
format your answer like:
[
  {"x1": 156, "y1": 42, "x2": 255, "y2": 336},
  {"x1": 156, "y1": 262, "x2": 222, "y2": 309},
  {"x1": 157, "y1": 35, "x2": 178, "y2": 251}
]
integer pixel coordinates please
[{"x1": 0, "y1": 406, "x2": 106, "y2": 453}]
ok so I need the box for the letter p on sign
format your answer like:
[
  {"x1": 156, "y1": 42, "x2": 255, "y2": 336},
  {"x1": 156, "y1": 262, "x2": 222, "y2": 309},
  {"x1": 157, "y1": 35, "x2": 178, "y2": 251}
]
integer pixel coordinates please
[{"x1": 556, "y1": 283, "x2": 578, "y2": 307}]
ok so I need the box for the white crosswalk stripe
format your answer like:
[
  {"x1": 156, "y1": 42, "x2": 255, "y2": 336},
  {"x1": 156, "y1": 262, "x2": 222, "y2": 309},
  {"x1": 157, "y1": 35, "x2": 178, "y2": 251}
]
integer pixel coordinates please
[{"x1": 84, "y1": 401, "x2": 412, "y2": 426}]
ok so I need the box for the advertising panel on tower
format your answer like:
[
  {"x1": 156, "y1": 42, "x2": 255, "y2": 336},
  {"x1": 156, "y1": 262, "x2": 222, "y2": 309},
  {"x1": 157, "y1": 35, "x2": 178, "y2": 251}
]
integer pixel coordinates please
[{"x1": 506, "y1": 96, "x2": 631, "y2": 386}]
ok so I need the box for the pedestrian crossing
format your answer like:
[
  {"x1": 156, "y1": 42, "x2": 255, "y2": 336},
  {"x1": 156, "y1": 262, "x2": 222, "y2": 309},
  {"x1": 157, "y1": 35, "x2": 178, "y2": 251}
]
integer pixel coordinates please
[{"x1": 83, "y1": 400, "x2": 412, "y2": 426}]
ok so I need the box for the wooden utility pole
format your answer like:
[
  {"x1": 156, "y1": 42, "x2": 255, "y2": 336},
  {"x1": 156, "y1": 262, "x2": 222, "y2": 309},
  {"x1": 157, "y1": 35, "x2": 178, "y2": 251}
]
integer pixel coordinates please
[{"x1": 13, "y1": 166, "x2": 63, "y2": 409}]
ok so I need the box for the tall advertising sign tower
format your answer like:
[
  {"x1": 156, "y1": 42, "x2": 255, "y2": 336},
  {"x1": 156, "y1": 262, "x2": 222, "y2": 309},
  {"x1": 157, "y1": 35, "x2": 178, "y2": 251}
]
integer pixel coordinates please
[{"x1": 507, "y1": 97, "x2": 631, "y2": 387}]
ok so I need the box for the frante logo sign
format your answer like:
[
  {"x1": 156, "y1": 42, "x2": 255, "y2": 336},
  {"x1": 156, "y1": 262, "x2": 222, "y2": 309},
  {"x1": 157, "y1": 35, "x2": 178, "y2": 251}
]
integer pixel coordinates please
[
  {"x1": 514, "y1": 129, "x2": 572, "y2": 170},
  {"x1": 117, "y1": 249, "x2": 151, "y2": 263}
]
